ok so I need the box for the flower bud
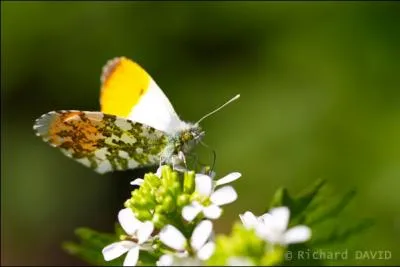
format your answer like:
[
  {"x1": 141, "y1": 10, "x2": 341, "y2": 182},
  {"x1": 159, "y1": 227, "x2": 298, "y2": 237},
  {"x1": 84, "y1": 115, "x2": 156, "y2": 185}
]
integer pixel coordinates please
[
  {"x1": 177, "y1": 194, "x2": 190, "y2": 207},
  {"x1": 155, "y1": 205, "x2": 165, "y2": 214},
  {"x1": 131, "y1": 190, "x2": 140, "y2": 198},
  {"x1": 170, "y1": 181, "x2": 181, "y2": 196},
  {"x1": 170, "y1": 171, "x2": 179, "y2": 183},
  {"x1": 162, "y1": 195, "x2": 175, "y2": 213},
  {"x1": 161, "y1": 165, "x2": 172, "y2": 180},
  {"x1": 140, "y1": 186, "x2": 151, "y2": 198},
  {"x1": 184, "y1": 171, "x2": 195, "y2": 194},
  {"x1": 135, "y1": 196, "x2": 153, "y2": 209},
  {"x1": 153, "y1": 213, "x2": 168, "y2": 228},
  {"x1": 135, "y1": 209, "x2": 152, "y2": 221},
  {"x1": 147, "y1": 174, "x2": 161, "y2": 188},
  {"x1": 155, "y1": 187, "x2": 168, "y2": 203}
]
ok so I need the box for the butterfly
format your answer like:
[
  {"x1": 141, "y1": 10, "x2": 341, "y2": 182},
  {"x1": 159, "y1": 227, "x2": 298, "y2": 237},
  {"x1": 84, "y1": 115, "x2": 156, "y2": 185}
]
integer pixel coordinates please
[{"x1": 33, "y1": 57, "x2": 239, "y2": 174}]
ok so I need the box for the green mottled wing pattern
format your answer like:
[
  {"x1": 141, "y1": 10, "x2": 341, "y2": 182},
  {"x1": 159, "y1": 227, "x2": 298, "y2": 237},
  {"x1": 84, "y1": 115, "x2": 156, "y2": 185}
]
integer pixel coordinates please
[{"x1": 33, "y1": 110, "x2": 169, "y2": 174}]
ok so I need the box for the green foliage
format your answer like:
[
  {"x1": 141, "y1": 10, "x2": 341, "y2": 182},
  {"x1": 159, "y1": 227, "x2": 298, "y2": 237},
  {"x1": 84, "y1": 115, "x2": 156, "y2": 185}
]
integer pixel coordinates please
[
  {"x1": 62, "y1": 226, "x2": 122, "y2": 266},
  {"x1": 311, "y1": 218, "x2": 375, "y2": 247},
  {"x1": 269, "y1": 179, "x2": 373, "y2": 265},
  {"x1": 269, "y1": 179, "x2": 326, "y2": 223}
]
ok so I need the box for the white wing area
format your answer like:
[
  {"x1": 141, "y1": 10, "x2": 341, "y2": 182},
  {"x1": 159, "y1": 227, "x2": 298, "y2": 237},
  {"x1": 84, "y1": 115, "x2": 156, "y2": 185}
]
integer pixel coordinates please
[{"x1": 128, "y1": 79, "x2": 188, "y2": 134}]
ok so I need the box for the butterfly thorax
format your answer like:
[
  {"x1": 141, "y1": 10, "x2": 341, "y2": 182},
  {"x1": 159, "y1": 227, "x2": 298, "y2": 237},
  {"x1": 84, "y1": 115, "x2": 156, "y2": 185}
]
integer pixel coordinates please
[
  {"x1": 178, "y1": 123, "x2": 204, "y2": 154},
  {"x1": 162, "y1": 123, "x2": 204, "y2": 162}
]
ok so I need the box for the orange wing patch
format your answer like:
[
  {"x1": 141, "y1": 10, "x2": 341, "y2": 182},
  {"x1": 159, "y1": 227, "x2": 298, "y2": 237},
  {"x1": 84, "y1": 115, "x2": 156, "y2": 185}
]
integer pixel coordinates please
[
  {"x1": 36, "y1": 111, "x2": 105, "y2": 155},
  {"x1": 100, "y1": 57, "x2": 151, "y2": 118}
]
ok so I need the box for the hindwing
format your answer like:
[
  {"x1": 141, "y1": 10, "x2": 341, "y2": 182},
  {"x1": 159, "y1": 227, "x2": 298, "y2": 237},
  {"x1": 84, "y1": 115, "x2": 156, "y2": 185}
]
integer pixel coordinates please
[{"x1": 33, "y1": 110, "x2": 169, "y2": 174}]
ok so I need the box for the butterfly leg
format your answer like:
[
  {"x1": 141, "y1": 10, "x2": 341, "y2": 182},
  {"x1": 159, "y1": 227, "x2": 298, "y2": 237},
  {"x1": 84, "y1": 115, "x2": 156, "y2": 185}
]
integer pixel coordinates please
[
  {"x1": 159, "y1": 155, "x2": 169, "y2": 171},
  {"x1": 170, "y1": 151, "x2": 188, "y2": 172},
  {"x1": 178, "y1": 151, "x2": 187, "y2": 167}
]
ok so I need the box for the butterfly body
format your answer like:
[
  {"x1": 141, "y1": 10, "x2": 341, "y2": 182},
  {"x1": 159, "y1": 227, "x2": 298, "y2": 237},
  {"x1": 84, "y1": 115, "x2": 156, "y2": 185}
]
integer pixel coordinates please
[{"x1": 33, "y1": 57, "x2": 208, "y2": 174}]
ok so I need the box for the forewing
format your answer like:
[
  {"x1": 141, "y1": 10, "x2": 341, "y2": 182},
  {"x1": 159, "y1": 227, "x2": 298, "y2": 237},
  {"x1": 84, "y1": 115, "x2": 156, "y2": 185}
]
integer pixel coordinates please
[
  {"x1": 100, "y1": 57, "x2": 150, "y2": 119},
  {"x1": 100, "y1": 57, "x2": 187, "y2": 134},
  {"x1": 33, "y1": 110, "x2": 168, "y2": 174}
]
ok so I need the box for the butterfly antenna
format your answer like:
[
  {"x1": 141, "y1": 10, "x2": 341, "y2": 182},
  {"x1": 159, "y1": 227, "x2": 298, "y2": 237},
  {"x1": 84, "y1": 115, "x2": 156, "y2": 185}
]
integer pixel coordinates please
[
  {"x1": 196, "y1": 94, "x2": 240, "y2": 124},
  {"x1": 200, "y1": 140, "x2": 217, "y2": 172}
]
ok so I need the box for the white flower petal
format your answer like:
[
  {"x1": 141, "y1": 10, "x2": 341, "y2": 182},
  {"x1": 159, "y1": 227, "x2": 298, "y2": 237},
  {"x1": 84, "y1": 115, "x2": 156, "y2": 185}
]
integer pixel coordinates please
[
  {"x1": 283, "y1": 225, "x2": 312, "y2": 244},
  {"x1": 195, "y1": 174, "x2": 213, "y2": 197},
  {"x1": 255, "y1": 224, "x2": 282, "y2": 244},
  {"x1": 190, "y1": 220, "x2": 213, "y2": 251},
  {"x1": 256, "y1": 213, "x2": 286, "y2": 244},
  {"x1": 197, "y1": 241, "x2": 215, "y2": 260},
  {"x1": 203, "y1": 204, "x2": 222, "y2": 219},
  {"x1": 130, "y1": 179, "x2": 144, "y2": 186},
  {"x1": 215, "y1": 172, "x2": 241, "y2": 186},
  {"x1": 267, "y1": 206, "x2": 290, "y2": 232},
  {"x1": 210, "y1": 186, "x2": 237, "y2": 205},
  {"x1": 258, "y1": 213, "x2": 278, "y2": 236},
  {"x1": 182, "y1": 202, "x2": 202, "y2": 222},
  {"x1": 123, "y1": 246, "x2": 139, "y2": 266},
  {"x1": 239, "y1": 211, "x2": 259, "y2": 229},
  {"x1": 157, "y1": 254, "x2": 174, "y2": 266},
  {"x1": 118, "y1": 208, "x2": 142, "y2": 235},
  {"x1": 259, "y1": 213, "x2": 271, "y2": 223},
  {"x1": 137, "y1": 221, "x2": 154, "y2": 244},
  {"x1": 160, "y1": 225, "x2": 187, "y2": 251},
  {"x1": 102, "y1": 241, "x2": 134, "y2": 261}
]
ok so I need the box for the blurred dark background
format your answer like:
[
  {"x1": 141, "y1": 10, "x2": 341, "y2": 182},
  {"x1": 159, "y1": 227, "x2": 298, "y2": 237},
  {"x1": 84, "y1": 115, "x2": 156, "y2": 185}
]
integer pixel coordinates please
[{"x1": 1, "y1": 2, "x2": 400, "y2": 266}]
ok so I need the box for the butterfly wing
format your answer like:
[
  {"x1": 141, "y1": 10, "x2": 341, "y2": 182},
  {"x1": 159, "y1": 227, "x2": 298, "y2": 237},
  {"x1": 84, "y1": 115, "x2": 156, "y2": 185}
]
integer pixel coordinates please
[
  {"x1": 100, "y1": 57, "x2": 188, "y2": 134},
  {"x1": 33, "y1": 110, "x2": 169, "y2": 174}
]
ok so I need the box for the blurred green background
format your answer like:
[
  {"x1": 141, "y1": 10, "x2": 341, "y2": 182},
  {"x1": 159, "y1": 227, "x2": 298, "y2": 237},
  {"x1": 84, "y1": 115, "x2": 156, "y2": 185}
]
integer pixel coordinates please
[{"x1": 2, "y1": 1, "x2": 400, "y2": 266}]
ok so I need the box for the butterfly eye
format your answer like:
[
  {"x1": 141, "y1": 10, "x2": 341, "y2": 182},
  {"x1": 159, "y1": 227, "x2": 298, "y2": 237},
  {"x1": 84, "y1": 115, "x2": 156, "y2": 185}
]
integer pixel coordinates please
[{"x1": 181, "y1": 132, "x2": 193, "y2": 142}]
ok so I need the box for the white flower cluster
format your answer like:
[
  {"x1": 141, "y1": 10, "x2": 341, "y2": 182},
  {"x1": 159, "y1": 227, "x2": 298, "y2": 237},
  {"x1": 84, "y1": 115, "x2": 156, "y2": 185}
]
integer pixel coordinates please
[
  {"x1": 102, "y1": 168, "x2": 241, "y2": 266},
  {"x1": 101, "y1": 167, "x2": 312, "y2": 266},
  {"x1": 240, "y1": 207, "x2": 311, "y2": 246},
  {"x1": 182, "y1": 172, "x2": 241, "y2": 221},
  {"x1": 157, "y1": 220, "x2": 215, "y2": 266},
  {"x1": 103, "y1": 208, "x2": 154, "y2": 266}
]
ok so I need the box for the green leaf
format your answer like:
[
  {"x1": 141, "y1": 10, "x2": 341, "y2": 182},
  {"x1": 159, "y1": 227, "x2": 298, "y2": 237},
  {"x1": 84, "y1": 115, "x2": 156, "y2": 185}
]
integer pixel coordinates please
[
  {"x1": 62, "y1": 227, "x2": 122, "y2": 266},
  {"x1": 267, "y1": 179, "x2": 373, "y2": 261},
  {"x1": 306, "y1": 188, "x2": 357, "y2": 227},
  {"x1": 268, "y1": 179, "x2": 327, "y2": 225},
  {"x1": 269, "y1": 187, "x2": 293, "y2": 210},
  {"x1": 311, "y1": 218, "x2": 375, "y2": 246},
  {"x1": 290, "y1": 179, "x2": 326, "y2": 220}
]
